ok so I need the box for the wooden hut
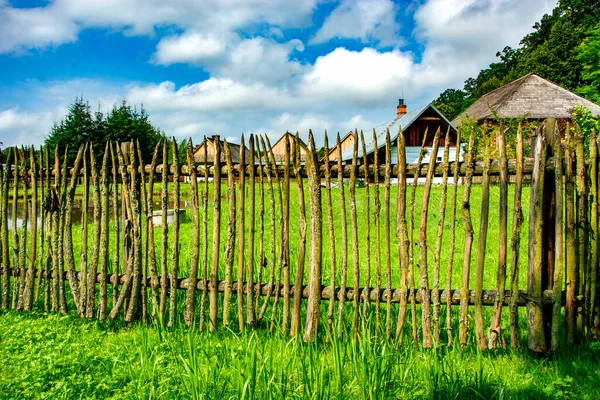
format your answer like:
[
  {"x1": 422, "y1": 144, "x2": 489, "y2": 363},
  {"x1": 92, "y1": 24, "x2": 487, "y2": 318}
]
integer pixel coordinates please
[
  {"x1": 452, "y1": 73, "x2": 600, "y2": 127},
  {"x1": 270, "y1": 132, "x2": 308, "y2": 164},
  {"x1": 341, "y1": 100, "x2": 460, "y2": 165},
  {"x1": 193, "y1": 135, "x2": 254, "y2": 164},
  {"x1": 324, "y1": 131, "x2": 355, "y2": 162}
]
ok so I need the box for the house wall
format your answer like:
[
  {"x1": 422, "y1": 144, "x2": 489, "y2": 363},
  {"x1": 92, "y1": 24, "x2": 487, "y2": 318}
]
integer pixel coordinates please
[
  {"x1": 403, "y1": 107, "x2": 457, "y2": 147},
  {"x1": 271, "y1": 134, "x2": 307, "y2": 163},
  {"x1": 328, "y1": 134, "x2": 355, "y2": 162},
  {"x1": 193, "y1": 140, "x2": 226, "y2": 163}
]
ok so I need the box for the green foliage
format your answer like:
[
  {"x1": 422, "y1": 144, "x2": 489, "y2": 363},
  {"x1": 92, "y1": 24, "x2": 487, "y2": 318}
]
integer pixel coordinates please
[
  {"x1": 577, "y1": 22, "x2": 600, "y2": 103},
  {"x1": 44, "y1": 98, "x2": 165, "y2": 164},
  {"x1": 2, "y1": 311, "x2": 600, "y2": 399},
  {"x1": 434, "y1": 0, "x2": 600, "y2": 117},
  {"x1": 457, "y1": 113, "x2": 537, "y2": 160},
  {"x1": 432, "y1": 89, "x2": 468, "y2": 121}
]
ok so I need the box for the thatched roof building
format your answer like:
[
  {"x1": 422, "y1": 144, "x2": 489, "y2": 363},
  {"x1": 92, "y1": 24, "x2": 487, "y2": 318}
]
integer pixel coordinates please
[{"x1": 452, "y1": 73, "x2": 600, "y2": 127}]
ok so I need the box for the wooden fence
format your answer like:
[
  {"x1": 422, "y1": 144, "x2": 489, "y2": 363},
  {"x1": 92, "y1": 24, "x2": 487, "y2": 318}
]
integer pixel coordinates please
[{"x1": 0, "y1": 118, "x2": 597, "y2": 351}]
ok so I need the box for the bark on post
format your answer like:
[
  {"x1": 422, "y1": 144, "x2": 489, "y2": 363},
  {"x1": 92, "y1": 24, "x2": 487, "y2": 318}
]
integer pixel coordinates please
[
  {"x1": 223, "y1": 140, "x2": 236, "y2": 327},
  {"x1": 184, "y1": 139, "x2": 200, "y2": 327},
  {"x1": 489, "y1": 127, "x2": 509, "y2": 349},
  {"x1": 336, "y1": 133, "x2": 349, "y2": 337},
  {"x1": 281, "y1": 134, "x2": 291, "y2": 334},
  {"x1": 0, "y1": 148, "x2": 10, "y2": 309},
  {"x1": 200, "y1": 137, "x2": 209, "y2": 331},
  {"x1": 395, "y1": 129, "x2": 409, "y2": 341},
  {"x1": 258, "y1": 136, "x2": 277, "y2": 320},
  {"x1": 459, "y1": 129, "x2": 475, "y2": 348},
  {"x1": 372, "y1": 130, "x2": 381, "y2": 331},
  {"x1": 509, "y1": 125, "x2": 524, "y2": 348},
  {"x1": 211, "y1": 136, "x2": 221, "y2": 330},
  {"x1": 408, "y1": 132, "x2": 428, "y2": 345},
  {"x1": 237, "y1": 135, "x2": 246, "y2": 331},
  {"x1": 110, "y1": 144, "x2": 120, "y2": 313},
  {"x1": 291, "y1": 133, "x2": 306, "y2": 337},
  {"x1": 257, "y1": 135, "x2": 281, "y2": 320},
  {"x1": 265, "y1": 136, "x2": 285, "y2": 332},
  {"x1": 565, "y1": 123, "x2": 577, "y2": 346},
  {"x1": 418, "y1": 128, "x2": 440, "y2": 348},
  {"x1": 159, "y1": 140, "x2": 169, "y2": 320},
  {"x1": 22, "y1": 147, "x2": 38, "y2": 310},
  {"x1": 551, "y1": 123, "x2": 564, "y2": 351},
  {"x1": 575, "y1": 127, "x2": 586, "y2": 340},
  {"x1": 446, "y1": 127, "x2": 461, "y2": 346},
  {"x1": 255, "y1": 136, "x2": 265, "y2": 318},
  {"x1": 527, "y1": 128, "x2": 548, "y2": 353},
  {"x1": 303, "y1": 131, "x2": 322, "y2": 342},
  {"x1": 349, "y1": 131, "x2": 360, "y2": 338},
  {"x1": 324, "y1": 133, "x2": 337, "y2": 333},
  {"x1": 433, "y1": 128, "x2": 451, "y2": 345},
  {"x1": 62, "y1": 145, "x2": 85, "y2": 315},
  {"x1": 168, "y1": 138, "x2": 180, "y2": 327},
  {"x1": 383, "y1": 130, "x2": 393, "y2": 338},
  {"x1": 361, "y1": 131, "x2": 371, "y2": 317},
  {"x1": 87, "y1": 145, "x2": 101, "y2": 318},
  {"x1": 98, "y1": 145, "x2": 110, "y2": 320}
]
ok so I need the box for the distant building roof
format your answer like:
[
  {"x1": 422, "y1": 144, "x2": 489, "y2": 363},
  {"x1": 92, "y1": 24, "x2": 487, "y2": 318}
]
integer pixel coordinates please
[
  {"x1": 453, "y1": 73, "x2": 600, "y2": 127},
  {"x1": 194, "y1": 137, "x2": 255, "y2": 164},
  {"x1": 340, "y1": 103, "x2": 455, "y2": 161}
]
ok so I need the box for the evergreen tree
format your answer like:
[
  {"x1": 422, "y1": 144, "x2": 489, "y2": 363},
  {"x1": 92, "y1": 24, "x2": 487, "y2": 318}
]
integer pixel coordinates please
[{"x1": 44, "y1": 98, "x2": 165, "y2": 164}]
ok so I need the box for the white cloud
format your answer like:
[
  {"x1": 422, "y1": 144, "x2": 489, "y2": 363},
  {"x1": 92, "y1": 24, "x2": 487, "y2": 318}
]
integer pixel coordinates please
[
  {"x1": 0, "y1": 108, "x2": 54, "y2": 146},
  {"x1": 301, "y1": 47, "x2": 415, "y2": 107},
  {"x1": 154, "y1": 34, "x2": 305, "y2": 83},
  {"x1": 311, "y1": 0, "x2": 400, "y2": 46},
  {"x1": 0, "y1": 0, "x2": 320, "y2": 54},
  {"x1": 154, "y1": 32, "x2": 227, "y2": 65},
  {"x1": 414, "y1": 0, "x2": 556, "y2": 89},
  {"x1": 126, "y1": 79, "x2": 295, "y2": 112},
  {"x1": 0, "y1": 5, "x2": 78, "y2": 53}
]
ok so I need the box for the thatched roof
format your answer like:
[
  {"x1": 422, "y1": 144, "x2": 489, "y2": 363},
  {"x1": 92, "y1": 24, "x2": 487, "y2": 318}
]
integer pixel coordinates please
[{"x1": 452, "y1": 73, "x2": 600, "y2": 127}]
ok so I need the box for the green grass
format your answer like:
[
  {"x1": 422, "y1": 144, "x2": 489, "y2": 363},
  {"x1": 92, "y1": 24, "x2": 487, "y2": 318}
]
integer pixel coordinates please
[{"x1": 1, "y1": 309, "x2": 599, "y2": 399}]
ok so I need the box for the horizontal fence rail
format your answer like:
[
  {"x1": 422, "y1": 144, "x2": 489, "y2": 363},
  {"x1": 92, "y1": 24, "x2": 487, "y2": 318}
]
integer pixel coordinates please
[{"x1": 0, "y1": 118, "x2": 597, "y2": 351}]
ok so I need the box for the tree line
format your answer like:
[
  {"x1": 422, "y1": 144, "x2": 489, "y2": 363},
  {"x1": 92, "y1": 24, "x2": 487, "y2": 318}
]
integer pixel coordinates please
[{"x1": 433, "y1": 0, "x2": 600, "y2": 121}]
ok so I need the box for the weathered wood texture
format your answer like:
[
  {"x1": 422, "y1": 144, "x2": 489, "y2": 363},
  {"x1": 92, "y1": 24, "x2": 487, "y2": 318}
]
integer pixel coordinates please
[{"x1": 1, "y1": 120, "x2": 596, "y2": 349}]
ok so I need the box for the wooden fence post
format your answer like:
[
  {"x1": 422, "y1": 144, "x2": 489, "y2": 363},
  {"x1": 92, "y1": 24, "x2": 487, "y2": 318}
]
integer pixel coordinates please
[
  {"x1": 527, "y1": 123, "x2": 548, "y2": 352},
  {"x1": 304, "y1": 131, "x2": 322, "y2": 342}
]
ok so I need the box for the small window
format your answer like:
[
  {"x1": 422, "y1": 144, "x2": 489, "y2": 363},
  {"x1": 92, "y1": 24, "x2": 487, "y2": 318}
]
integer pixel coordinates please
[{"x1": 437, "y1": 156, "x2": 442, "y2": 162}]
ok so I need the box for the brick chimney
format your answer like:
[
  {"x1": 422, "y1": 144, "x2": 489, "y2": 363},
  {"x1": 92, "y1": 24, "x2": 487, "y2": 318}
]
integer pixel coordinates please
[{"x1": 397, "y1": 99, "x2": 407, "y2": 117}]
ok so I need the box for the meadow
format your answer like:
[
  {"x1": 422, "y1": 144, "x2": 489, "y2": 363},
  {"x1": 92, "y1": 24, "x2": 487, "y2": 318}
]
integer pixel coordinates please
[
  {"x1": 3, "y1": 181, "x2": 600, "y2": 399},
  {"x1": 1, "y1": 309, "x2": 599, "y2": 399}
]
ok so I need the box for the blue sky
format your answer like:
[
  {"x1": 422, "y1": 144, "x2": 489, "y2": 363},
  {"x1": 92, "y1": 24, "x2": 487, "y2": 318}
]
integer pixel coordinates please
[{"x1": 0, "y1": 0, "x2": 556, "y2": 146}]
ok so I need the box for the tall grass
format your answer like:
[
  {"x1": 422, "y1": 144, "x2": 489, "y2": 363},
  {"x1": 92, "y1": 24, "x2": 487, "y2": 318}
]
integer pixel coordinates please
[{"x1": 1, "y1": 310, "x2": 599, "y2": 399}]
